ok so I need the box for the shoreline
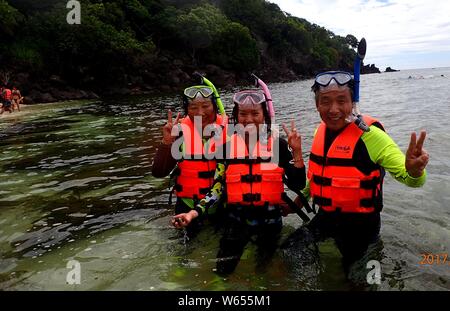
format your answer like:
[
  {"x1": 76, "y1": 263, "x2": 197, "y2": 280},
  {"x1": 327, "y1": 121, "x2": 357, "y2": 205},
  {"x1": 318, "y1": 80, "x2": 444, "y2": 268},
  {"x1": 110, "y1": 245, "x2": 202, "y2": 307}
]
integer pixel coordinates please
[{"x1": 11, "y1": 66, "x2": 393, "y2": 105}]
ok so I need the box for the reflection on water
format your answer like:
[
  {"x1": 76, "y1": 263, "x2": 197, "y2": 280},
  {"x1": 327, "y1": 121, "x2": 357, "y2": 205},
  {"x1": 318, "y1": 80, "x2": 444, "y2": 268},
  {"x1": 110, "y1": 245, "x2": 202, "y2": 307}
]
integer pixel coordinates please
[{"x1": 1, "y1": 68, "x2": 450, "y2": 290}]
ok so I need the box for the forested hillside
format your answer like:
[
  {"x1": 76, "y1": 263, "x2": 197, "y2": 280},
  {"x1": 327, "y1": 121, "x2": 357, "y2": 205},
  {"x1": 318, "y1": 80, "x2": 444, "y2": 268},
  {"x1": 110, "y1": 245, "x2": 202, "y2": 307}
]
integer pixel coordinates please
[{"x1": 1, "y1": 0, "x2": 377, "y2": 102}]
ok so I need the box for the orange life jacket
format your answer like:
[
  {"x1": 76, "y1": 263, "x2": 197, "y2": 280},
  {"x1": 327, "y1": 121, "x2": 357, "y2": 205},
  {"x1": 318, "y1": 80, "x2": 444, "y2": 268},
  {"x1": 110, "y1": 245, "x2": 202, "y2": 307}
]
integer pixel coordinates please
[
  {"x1": 174, "y1": 114, "x2": 226, "y2": 201},
  {"x1": 3, "y1": 89, "x2": 12, "y2": 100},
  {"x1": 225, "y1": 134, "x2": 285, "y2": 206},
  {"x1": 308, "y1": 115, "x2": 384, "y2": 213}
]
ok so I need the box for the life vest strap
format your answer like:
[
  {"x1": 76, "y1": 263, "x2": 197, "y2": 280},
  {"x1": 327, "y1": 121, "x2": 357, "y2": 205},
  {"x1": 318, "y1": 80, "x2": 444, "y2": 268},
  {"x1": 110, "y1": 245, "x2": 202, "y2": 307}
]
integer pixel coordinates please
[
  {"x1": 360, "y1": 198, "x2": 374, "y2": 208},
  {"x1": 312, "y1": 175, "x2": 380, "y2": 189},
  {"x1": 198, "y1": 170, "x2": 216, "y2": 179},
  {"x1": 174, "y1": 184, "x2": 211, "y2": 195},
  {"x1": 242, "y1": 193, "x2": 261, "y2": 202},
  {"x1": 313, "y1": 196, "x2": 332, "y2": 207},
  {"x1": 312, "y1": 175, "x2": 332, "y2": 186},
  {"x1": 281, "y1": 193, "x2": 310, "y2": 222},
  {"x1": 310, "y1": 153, "x2": 356, "y2": 167},
  {"x1": 361, "y1": 178, "x2": 381, "y2": 189},
  {"x1": 313, "y1": 196, "x2": 375, "y2": 209},
  {"x1": 241, "y1": 174, "x2": 262, "y2": 183}
]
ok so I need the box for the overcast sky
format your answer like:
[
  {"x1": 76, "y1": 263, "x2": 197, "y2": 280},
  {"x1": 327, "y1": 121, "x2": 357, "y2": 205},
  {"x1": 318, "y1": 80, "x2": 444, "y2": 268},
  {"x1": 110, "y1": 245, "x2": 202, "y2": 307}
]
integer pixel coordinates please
[{"x1": 270, "y1": 0, "x2": 450, "y2": 70}]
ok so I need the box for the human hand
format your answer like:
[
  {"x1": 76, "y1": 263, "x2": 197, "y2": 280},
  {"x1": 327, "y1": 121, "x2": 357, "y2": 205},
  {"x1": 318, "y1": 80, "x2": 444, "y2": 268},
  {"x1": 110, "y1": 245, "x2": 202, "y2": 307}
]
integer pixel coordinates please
[
  {"x1": 171, "y1": 210, "x2": 198, "y2": 228},
  {"x1": 282, "y1": 120, "x2": 303, "y2": 153},
  {"x1": 282, "y1": 120, "x2": 304, "y2": 166},
  {"x1": 162, "y1": 110, "x2": 181, "y2": 145},
  {"x1": 405, "y1": 130, "x2": 429, "y2": 178}
]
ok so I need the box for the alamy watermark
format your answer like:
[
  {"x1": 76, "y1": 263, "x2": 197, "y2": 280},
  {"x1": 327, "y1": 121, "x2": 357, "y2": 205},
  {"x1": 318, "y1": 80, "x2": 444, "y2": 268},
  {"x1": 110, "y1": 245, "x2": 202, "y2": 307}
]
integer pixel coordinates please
[
  {"x1": 66, "y1": 0, "x2": 81, "y2": 25},
  {"x1": 66, "y1": 260, "x2": 81, "y2": 285},
  {"x1": 366, "y1": 260, "x2": 381, "y2": 285},
  {"x1": 170, "y1": 116, "x2": 280, "y2": 164}
]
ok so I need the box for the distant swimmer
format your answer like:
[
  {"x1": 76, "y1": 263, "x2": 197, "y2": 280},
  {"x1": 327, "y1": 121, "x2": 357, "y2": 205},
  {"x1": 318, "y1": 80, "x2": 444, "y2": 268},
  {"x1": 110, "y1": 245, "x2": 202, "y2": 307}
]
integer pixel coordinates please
[
  {"x1": 11, "y1": 87, "x2": 23, "y2": 112},
  {"x1": 0, "y1": 85, "x2": 13, "y2": 114}
]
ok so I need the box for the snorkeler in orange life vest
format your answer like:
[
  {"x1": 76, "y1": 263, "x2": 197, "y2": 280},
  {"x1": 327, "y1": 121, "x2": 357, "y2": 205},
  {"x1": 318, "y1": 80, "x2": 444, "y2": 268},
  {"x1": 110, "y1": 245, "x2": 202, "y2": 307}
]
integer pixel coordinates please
[
  {"x1": 152, "y1": 82, "x2": 227, "y2": 238},
  {"x1": 284, "y1": 70, "x2": 429, "y2": 275}
]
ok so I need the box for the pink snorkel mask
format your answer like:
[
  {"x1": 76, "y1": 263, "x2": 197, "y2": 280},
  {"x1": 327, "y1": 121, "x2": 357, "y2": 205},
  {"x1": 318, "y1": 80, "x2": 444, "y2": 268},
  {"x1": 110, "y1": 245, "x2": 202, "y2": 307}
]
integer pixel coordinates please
[
  {"x1": 233, "y1": 90, "x2": 266, "y2": 108},
  {"x1": 252, "y1": 74, "x2": 275, "y2": 120}
]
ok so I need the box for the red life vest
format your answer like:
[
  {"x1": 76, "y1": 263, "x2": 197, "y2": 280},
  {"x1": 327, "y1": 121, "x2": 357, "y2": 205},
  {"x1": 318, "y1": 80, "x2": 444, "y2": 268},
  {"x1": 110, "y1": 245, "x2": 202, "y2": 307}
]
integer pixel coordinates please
[
  {"x1": 308, "y1": 115, "x2": 384, "y2": 213},
  {"x1": 3, "y1": 89, "x2": 12, "y2": 100},
  {"x1": 174, "y1": 114, "x2": 226, "y2": 200},
  {"x1": 225, "y1": 134, "x2": 285, "y2": 206}
]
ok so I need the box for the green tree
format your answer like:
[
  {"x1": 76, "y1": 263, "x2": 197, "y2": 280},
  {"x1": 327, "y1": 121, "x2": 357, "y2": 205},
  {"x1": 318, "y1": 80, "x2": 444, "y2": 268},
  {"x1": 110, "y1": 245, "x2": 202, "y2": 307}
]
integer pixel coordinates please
[
  {"x1": 209, "y1": 22, "x2": 259, "y2": 71},
  {"x1": 0, "y1": 0, "x2": 23, "y2": 36},
  {"x1": 175, "y1": 4, "x2": 228, "y2": 62},
  {"x1": 345, "y1": 34, "x2": 358, "y2": 49}
]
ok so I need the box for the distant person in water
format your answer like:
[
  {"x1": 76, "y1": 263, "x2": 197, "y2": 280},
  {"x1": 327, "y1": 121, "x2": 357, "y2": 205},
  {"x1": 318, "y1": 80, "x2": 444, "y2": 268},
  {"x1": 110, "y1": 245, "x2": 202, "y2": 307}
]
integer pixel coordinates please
[
  {"x1": 11, "y1": 87, "x2": 23, "y2": 112},
  {"x1": 0, "y1": 86, "x2": 13, "y2": 114},
  {"x1": 283, "y1": 71, "x2": 429, "y2": 277}
]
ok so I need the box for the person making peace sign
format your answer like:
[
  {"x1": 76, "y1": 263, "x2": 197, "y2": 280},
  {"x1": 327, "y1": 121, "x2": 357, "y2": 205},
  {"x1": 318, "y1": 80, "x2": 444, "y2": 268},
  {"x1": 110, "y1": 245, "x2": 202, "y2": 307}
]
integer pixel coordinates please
[
  {"x1": 152, "y1": 85, "x2": 227, "y2": 238},
  {"x1": 284, "y1": 71, "x2": 429, "y2": 277}
]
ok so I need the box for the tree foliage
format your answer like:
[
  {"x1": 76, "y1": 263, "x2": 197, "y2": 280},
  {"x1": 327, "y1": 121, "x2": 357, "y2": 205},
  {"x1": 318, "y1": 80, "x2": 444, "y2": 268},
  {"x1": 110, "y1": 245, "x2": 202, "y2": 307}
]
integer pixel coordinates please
[{"x1": 3, "y1": 0, "x2": 359, "y2": 89}]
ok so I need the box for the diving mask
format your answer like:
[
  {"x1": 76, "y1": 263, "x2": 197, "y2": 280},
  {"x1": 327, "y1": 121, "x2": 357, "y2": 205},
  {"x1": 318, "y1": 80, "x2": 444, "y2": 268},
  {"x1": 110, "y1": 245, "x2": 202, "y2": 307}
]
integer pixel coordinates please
[{"x1": 233, "y1": 90, "x2": 266, "y2": 109}]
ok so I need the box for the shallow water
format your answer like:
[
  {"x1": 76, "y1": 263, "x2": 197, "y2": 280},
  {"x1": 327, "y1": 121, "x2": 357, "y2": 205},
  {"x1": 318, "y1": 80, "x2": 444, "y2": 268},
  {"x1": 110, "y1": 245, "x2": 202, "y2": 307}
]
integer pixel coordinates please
[{"x1": 1, "y1": 68, "x2": 449, "y2": 290}]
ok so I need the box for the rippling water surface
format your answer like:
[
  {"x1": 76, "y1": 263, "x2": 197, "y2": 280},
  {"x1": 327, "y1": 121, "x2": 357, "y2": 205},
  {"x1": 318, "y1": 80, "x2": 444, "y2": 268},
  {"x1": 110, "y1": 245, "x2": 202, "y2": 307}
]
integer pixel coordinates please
[{"x1": 1, "y1": 68, "x2": 449, "y2": 290}]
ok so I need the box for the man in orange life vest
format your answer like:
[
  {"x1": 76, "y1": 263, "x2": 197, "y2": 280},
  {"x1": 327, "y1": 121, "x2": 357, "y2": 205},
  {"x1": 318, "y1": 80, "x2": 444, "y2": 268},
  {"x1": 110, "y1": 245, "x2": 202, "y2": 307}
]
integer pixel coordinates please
[
  {"x1": 285, "y1": 71, "x2": 429, "y2": 274},
  {"x1": 152, "y1": 85, "x2": 226, "y2": 238}
]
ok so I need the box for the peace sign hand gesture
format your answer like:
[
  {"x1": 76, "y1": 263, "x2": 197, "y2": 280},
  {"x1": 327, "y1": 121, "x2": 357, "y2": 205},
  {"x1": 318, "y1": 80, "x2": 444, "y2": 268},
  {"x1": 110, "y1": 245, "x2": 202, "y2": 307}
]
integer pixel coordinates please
[
  {"x1": 162, "y1": 110, "x2": 181, "y2": 145},
  {"x1": 405, "y1": 130, "x2": 429, "y2": 178},
  {"x1": 282, "y1": 120, "x2": 304, "y2": 167},
  {"x1": 282, "y1": 120, "x2": 302, "y2": 153}
]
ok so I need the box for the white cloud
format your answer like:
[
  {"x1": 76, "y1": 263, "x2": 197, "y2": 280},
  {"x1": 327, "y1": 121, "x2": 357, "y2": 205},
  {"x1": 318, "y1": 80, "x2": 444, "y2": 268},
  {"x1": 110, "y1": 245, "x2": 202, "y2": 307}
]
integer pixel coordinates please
[{"x1": 270, "y1": 0, "x2": 450, "y2": 69}]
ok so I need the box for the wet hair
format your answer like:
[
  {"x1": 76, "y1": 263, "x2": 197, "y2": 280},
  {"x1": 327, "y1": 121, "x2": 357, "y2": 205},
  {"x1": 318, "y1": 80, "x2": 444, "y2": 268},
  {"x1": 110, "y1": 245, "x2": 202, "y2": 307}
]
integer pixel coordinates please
[{"x1": 231, "y1": 100, "x2": 272, "y2": 136}]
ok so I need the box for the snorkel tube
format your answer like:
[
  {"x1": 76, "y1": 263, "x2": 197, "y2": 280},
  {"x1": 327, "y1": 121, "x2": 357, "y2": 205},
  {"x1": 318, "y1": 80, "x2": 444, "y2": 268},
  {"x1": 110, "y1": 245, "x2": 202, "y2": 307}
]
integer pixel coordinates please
[
  {"x1": 251, "y1": 73, "x2": 275, "y2": 121},
  {"x1": 193, "y1": 72, "x2": 225, "y2": 116},
  {"x1": 352, "y1": 38, "x2": 370, "y2": 132}
]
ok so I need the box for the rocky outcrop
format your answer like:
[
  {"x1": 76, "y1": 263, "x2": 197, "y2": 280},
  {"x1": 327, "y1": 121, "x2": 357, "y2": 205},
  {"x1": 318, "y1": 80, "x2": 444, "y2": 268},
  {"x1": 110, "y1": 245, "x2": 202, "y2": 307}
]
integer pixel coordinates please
[
  {"x1": 362, "y1": 64, "x2": 381, "y2": 74},
  {"x1": 385, "y1": 67, "x2": 400, "y2": 72}
]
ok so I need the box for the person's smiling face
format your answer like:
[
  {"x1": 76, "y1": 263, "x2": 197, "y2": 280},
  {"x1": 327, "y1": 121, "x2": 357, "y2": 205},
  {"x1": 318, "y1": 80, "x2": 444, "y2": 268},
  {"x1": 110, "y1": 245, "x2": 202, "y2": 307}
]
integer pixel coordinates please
[
  {"x1": 187, "y1": 97, "x2": 216, "y2": 129},
  {"x1": 316, "y1": 88, "x2": 353, "y2": 131},
  {"x1": 237, "y1": 104, "x2": 265, "y2": 135}
]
